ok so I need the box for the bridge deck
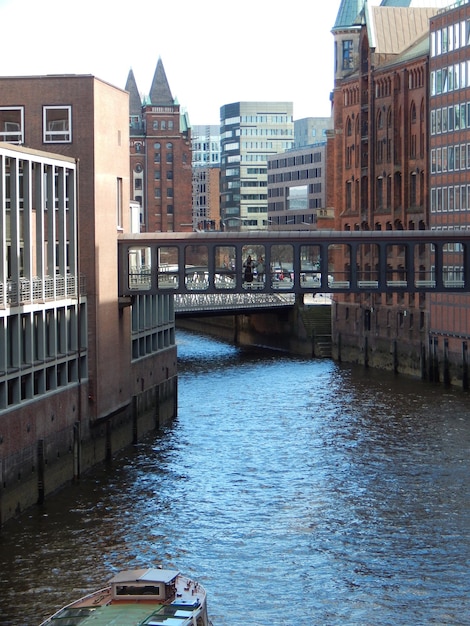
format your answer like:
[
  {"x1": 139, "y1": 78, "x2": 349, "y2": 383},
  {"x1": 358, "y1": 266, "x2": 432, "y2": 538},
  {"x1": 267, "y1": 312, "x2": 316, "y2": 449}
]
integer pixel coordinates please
[{"x1": 118, "y1": 230, "x2": 470, "y2": 296}]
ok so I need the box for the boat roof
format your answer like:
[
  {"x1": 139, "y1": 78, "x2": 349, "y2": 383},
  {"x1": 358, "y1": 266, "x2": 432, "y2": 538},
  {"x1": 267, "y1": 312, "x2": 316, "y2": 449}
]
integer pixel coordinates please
[
  {"x1": 108, "y1": 568, "x2": 180, "y2": 585},
  {"x1": 42, "y1": 569, "x2": 207, "y2": 626}
]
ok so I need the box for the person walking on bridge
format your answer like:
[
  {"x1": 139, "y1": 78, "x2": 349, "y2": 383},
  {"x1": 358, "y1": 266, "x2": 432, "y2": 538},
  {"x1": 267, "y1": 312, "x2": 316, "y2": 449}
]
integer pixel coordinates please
[{"x1": 243, "y1": 255, "x2": 254, "y2": 283}]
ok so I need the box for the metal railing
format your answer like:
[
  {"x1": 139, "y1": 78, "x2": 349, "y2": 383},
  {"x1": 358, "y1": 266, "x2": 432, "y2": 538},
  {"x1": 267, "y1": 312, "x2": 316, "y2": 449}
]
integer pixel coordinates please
[
  {"x1": 175, "y1": 292, "x2": 296, "y2": 314},
  {"x1": 1, "y1": 274, "x2": 86, "y2": 307}
]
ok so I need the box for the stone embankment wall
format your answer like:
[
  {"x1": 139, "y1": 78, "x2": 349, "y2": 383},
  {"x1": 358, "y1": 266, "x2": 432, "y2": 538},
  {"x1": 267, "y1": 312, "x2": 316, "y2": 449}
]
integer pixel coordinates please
[
  {"x1": 176, "y1": 301, "x2": 332, "y2": 358},
  {"x1": 177, "y1": 302, "x2": 469, "y2": 391},
  {"x1": 0, "y1": 378, "x2": 177, "y2": 526}
]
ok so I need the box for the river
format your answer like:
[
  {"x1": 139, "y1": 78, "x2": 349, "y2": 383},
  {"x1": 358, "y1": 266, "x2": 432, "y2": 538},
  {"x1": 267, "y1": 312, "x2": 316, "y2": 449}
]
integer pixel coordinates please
[{"x1": 1, "y1": 330, "x2": 470, "y2": 625}]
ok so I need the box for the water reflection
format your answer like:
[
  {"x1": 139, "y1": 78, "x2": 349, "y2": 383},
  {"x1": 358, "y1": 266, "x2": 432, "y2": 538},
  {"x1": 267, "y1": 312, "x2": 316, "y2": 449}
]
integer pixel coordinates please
[{"x1": 1, "y1": 331, "x2": 470, "y2": 625}]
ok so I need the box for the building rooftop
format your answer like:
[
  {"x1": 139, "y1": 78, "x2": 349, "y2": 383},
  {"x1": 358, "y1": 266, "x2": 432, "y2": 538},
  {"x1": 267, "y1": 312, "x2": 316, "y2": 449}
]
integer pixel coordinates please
[
  {"x1": 148, "y1": 57, "x2": 174, "y2": 106},
  {"x1": 333, "y1": 0, "x2": 364, "y2": 30},
  {"x1": 367, "y1": 5, "x2": 442, "y2": 52},
  {"x1": 125, "y1": 68, "x2": 143, "y2": 116}
]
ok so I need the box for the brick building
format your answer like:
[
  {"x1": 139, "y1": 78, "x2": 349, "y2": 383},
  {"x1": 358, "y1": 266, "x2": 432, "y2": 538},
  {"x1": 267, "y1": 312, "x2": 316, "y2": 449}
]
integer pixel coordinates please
[
  {"x1": 126, "y1": 59, "x2": 193, "y2": 233},
  {"x1": 0, "y1": 75, "x2": 177, "y2": 524},
  {"x1": 428, "y1": 1, "x2": 470, "y2": 384},
  {"x1": 330, "y1": 1, "x2": 446, "y2": 375}
]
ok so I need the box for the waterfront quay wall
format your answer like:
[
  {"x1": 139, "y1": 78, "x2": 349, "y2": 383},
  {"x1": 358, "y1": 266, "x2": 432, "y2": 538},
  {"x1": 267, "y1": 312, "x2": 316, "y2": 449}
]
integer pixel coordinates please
[
  {"x1": 333, "y1": 331, "x2": 469, "y2": 389},
  {"x1": 177, "y1": 302, "x2": 469, "y2": 391},
  {"x1": 176, "y1": 300, "x2": 332, "y2": 358},
  {"x1": 332, "y1": 301, "x2": 469, "y2": 390},
  {"x1": 0, "y1": 350, "x2": 177, "y2": 527}
]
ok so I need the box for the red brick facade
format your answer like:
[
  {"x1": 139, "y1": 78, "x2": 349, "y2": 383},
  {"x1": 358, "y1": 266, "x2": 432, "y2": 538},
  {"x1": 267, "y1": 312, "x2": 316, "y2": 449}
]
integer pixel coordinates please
[
  {"x1": 130, "y1": 104, "x2": 193, "y2": 232},
  {"x1": 331, "y1": 24, "x2": 431, "y2": 375},
  {"x1": 428, "y1": 3, "x2": 470, "y2": 383},
  {"x1": 127, "y1": 61, "x2": 193, "y2": 233},
  {"x1": 0, "y1": 75, "x2": 178, "y2": 523}
]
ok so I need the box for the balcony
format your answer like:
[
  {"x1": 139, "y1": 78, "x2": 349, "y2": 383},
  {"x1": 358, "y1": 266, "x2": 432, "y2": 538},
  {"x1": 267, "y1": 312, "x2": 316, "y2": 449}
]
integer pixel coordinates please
[{"x1": 0, "y1": 274, "x2": 86, "y2": 308}]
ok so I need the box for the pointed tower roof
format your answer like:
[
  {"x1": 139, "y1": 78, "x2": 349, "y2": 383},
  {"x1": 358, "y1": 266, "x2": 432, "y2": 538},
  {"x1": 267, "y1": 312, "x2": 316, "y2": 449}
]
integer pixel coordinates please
[
  {"x1": 333, "y1": 0, "x2": 365, "y2": 30},
  {"x1": 125, "y1": 68, "x2": 142, "y2": 116},
  {"x1": 148, "y1": 58, "x2": 174, "y2": 106}
]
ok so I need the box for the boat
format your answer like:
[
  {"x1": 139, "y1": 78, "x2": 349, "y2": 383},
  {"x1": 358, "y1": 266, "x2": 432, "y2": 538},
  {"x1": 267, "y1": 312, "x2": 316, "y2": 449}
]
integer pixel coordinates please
[{"x1": 39, "y1": 567, "x2": 211, "y2": 626}]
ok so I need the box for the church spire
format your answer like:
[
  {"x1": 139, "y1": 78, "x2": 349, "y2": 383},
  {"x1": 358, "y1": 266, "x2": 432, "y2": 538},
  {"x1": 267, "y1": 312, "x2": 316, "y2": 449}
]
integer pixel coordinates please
[
  {"x1": 125, "y1": 68, "x2": 143, "y2": 117},
  {"x1": 148, "y1": 57, "x2": 174, "y2": 107}
]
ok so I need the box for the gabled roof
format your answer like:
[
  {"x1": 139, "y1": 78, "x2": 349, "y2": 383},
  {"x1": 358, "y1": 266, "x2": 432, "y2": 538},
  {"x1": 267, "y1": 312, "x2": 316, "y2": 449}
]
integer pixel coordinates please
[
  {"x1": 148, "y1": 57, "x2": 174, "y2": 107},
  {"x1": 333, "y1": 0, "x2": 453, "y2": 32},
  {"x1": 367, "y1": 5, "x2": 441, "y2": 53},
  {"x1": 382, "y1": 0, "x2": 453, "y2": 5},
  {"x1": 125, "y1": 69, "x2": 142, "y2": 116},
  {"x1": 374, "y1": 31, "x2": 430, "y2": 74}
]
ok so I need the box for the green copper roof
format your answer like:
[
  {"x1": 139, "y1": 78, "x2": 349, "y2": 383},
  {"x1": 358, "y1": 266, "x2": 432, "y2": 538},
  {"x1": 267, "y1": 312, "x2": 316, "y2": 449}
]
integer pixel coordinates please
[{"x1": 333, "y1": 0, "x2": 364, "y2": 30}]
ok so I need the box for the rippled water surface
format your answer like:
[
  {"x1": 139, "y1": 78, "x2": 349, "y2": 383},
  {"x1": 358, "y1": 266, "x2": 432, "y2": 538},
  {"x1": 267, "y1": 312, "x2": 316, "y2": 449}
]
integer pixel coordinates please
[{"x1": 1, "y1": 330, "x2": 470, "y2": 625}]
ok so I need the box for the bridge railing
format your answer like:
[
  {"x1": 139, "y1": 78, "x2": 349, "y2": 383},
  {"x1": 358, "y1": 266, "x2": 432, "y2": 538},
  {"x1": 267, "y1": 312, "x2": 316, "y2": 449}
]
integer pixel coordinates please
[
  {"x1": 174, "y1": 292, "x2": 296, "y2": 314},
  {"x1": 118, "y1": 230, "x2": 470, "y2": 296}
]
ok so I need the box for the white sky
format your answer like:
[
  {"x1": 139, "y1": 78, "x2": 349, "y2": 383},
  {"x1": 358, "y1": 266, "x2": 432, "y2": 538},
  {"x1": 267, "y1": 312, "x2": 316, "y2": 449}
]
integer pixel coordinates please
[{"x1": 0, "y1": 0, "x2": 342, "y2": 125}]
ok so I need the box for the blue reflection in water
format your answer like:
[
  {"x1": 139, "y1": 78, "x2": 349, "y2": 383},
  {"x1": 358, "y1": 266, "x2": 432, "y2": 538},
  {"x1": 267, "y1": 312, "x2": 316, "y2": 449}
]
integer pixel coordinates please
[{"x1": 0, "y1": 330, "x2": 470, "y2": 626}]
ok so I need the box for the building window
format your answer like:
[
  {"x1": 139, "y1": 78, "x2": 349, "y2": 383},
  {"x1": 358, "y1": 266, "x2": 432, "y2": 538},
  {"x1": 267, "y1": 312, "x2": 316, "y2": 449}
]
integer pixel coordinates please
[
  {"x1": 342, "y1": 40, "x2": 354, "y2": 70},
  {"x1": 410, "y1": 173, "x2": 417, "y2": 206},
  {"x1": 43, "y1": 106, "x2": 72, "y2": 143},
  {"x1": 0, "y1": 107, "x2": 24, "y2": 143},
  {"x1": 117, "y1": 177, "x2": 123, "y2": 229}
]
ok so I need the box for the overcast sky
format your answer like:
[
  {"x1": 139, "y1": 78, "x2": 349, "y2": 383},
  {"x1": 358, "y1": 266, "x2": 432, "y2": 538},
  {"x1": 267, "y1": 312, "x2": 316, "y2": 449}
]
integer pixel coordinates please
[{"x1": 0, "y1": 0, "x2": 341, "y2": 124}]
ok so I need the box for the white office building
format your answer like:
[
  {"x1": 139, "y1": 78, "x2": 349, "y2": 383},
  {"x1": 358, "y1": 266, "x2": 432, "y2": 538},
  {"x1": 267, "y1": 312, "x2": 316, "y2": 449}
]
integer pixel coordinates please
[{"x1": 220, "y1": 102, "x2": 294, "y2": 230}]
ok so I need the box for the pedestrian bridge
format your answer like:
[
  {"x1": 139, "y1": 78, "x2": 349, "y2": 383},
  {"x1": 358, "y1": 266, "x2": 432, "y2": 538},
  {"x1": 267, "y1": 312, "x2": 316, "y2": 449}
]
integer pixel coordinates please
[
  {"x1": 174, "y1": 292, "x2": 297, "y2": 316},
  {"x1": 118, "y1": 230, "x2": 470, "y2": 298}
]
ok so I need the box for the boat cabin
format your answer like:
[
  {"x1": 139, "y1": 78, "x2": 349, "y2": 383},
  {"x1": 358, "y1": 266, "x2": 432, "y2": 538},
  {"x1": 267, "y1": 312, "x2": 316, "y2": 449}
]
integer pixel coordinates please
[{"x1": 109, "y1": 568, "x2": 179, "y2": 602}]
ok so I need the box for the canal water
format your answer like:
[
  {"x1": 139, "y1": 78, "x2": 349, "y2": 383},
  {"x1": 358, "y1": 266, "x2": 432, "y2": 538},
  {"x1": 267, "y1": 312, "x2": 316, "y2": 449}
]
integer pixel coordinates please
[{"x1": 1, "y1": 330, "x2": 470, "y2": 625}]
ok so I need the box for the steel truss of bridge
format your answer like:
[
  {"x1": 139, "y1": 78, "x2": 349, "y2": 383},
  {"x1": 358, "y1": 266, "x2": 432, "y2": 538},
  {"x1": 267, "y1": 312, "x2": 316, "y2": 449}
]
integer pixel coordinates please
[
  {"x1": 118, "y1": 230, "x2": 470, "y2": 297},
  {"x1": 174, "y1": 292, "x2": 297, "y2": 316}
]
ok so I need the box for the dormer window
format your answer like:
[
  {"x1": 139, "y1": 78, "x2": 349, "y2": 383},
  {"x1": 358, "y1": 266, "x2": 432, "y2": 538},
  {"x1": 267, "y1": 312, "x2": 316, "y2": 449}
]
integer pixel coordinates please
[{"x1": 43, "y1": 106, "x2": 72, "y2": 143}]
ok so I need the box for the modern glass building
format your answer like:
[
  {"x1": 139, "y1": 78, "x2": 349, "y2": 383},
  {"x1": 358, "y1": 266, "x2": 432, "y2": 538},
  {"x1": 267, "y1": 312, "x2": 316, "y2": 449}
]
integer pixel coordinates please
[{"x1": 220, "y1": 101, "x2": 294, "y2": 230}]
